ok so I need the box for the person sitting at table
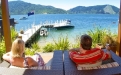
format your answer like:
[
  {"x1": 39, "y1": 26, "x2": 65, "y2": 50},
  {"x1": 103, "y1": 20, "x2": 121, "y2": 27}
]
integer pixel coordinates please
[
  {"x1": 69, "y1": 34, "x2": 111, "y2": 67},
  {"x1": 2, "y1": 38, "x2": 45, "y2": 68}
]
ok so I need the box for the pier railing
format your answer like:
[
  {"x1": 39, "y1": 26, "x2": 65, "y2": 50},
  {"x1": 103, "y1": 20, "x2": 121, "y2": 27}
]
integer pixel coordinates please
[
  {"x1": 18, "y1": 24, "x2": 42, "y2": 43},
  {"x1": 18, "y1": 19, "x2": 70, "y2": 44}
]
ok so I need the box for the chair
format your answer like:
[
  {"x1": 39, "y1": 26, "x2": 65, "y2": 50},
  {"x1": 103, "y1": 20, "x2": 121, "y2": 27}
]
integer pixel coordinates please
[
  {"x1": 64, "y1": 50, "x2": 121, "y2": 75},
  {"x1": 0, "y1": 50, "x2": 64, "y2": 75}
]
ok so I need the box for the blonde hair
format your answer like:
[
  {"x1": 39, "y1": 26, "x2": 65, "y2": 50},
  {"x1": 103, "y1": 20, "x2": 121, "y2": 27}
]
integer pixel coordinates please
[{"x1": 11, "y1": 38, "x2": 25, "y2": 57}]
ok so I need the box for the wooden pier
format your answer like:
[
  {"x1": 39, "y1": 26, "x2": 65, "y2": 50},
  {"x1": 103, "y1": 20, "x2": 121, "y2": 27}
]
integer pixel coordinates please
[
  {"x1": 41, "y1": 19, "x2": 70, "y2": 28},
  {"x1": 18, "y1": 24, "x2": 42, "y2": 47},
  {"x1": 17, "y1": 19, "x2": 71, "y2": 47}
]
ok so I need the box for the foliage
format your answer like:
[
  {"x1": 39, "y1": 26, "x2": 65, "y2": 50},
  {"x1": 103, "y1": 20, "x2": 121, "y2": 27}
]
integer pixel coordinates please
[
  {"x1": 43, "y1": 34, "x2": 70, "y2": 52},
  {"x1": 0, "y1": 37, "x2": 6, "y2": 58},
  {"x1": 0, "y1": 27, "x2": 18, "y2": 59},
  {"x1": 25, "y1": 43, "x2": 40, "y2": 55},
  {"x1": 25, "y1": 48, "x2": 35, "y2": 56},
  {"x1": 71, "y1": 35, "x2": 80, "y2": 48},
  {"x1": 9, "y1": 1, "x2": 67, "y2": 15},
  {"x1": 68, "y1": 5, "x2": 119, "y2": 14},
  {"x1": 43, "y1": 26, "x2": 118, "y2": 52},
  {"x1": 53, "y1": 35, "x2": 70, "y2": 50},
  {"x1": 87, "y1": 25, "x2": 117, "y2": 48},
  {"x1": 31, "y1": 43, "x2": 40, "y2": 51},
  {"x1": 11, "y1": 27, "x2": 18, "y2": 41},
  {"x1": 43, "y1": 43, "x2": 54, "y2": 52},
  {"x1": 87, "y1": 25, "x2": 107, "y2": 47}
]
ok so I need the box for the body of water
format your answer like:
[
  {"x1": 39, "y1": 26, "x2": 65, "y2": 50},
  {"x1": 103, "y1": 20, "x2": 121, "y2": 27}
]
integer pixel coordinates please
[{"x1": 11, "y1": 14, "x2": 119, "y2": 46}]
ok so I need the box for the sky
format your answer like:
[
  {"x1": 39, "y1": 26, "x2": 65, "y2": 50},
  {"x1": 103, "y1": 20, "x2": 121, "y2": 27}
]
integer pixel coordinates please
[{"x1": 8, "y1": 0, "x2": 120, "y2": 10}]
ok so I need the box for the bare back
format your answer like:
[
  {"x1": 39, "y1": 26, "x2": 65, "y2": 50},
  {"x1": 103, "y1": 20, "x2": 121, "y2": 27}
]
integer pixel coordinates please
[{"x1": 10, "y1": 57, "x2": 26, "y2": 68}]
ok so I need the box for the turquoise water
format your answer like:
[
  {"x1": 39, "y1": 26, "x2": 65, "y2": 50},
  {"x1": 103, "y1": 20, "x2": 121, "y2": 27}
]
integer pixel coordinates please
[{"x1": 11, "y1": 14, "x2": 119, "y2": 45}]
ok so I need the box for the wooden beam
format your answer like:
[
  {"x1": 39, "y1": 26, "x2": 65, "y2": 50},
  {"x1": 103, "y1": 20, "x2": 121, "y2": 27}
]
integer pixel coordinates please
[
  {"x1": 1, "y1": 0, "x2": 12, "y2": 52},
  {"x1": 117, "y1": 0, "x2": 121, "y2": 56}
]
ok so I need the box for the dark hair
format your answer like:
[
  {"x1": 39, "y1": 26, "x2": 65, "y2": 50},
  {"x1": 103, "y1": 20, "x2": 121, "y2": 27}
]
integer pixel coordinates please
[{"x1": 80, "y1": 34, "x2": 92, "y2": 50}]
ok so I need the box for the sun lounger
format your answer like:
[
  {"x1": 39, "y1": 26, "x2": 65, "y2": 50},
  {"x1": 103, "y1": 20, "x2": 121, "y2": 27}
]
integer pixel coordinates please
[
  {"x1": 0, "y1": 50, "x2": 64, "y2": 75},
  {"x1": 64, "y1": 50, "x2": 121, "y2": 75},
  {"x1": 51, "y1": 50, "x2": 63, "y2": 70}
]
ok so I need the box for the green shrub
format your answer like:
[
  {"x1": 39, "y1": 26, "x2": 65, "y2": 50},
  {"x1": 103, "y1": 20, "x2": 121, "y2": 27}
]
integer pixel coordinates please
[
  {"x1": 87, "y1": 25, "x2": 117, "y2": 48},
  {"x1": 25, "y1": 48, "x2": 35, "y2": 56},
  {"x1": 0, "y1": 37, "x2": 6, "y2": 58},
  {"x1": 43, "y1": 43, "x2": 54, "y2": 52},
  {"x1": 53, "y1": 35, "x2": 70, "y2": 50},
  {"x1": 43, "y1": 34, "x2": 70, "y2": 52},
  {"x1": 31, "y1": 43, "x2": 40, "y2": 51},
  {"x1": 71, "y1": 35, "x2": 80, "y2": 49},
  {"x1": 11, "y1": 27, "x2": 18, "y2": 41},
  {"x1": 0, "y1": 27, "x2": 18, "y2": 59},
  {"x1": 25, "y1": 43, "x2": 41, "y2": 55}
]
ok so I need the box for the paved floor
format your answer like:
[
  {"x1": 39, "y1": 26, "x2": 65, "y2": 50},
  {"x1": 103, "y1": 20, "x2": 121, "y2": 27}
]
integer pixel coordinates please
[{"x1": 39, "y1": 52, "x2": 53, "y2": 66}]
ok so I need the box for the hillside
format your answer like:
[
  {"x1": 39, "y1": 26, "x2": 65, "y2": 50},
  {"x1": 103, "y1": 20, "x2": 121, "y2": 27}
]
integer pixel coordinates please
[
  {"x1": 8, "y1": 1, "x2": 119, "y2": 15},
  {"x1": 67, "y1": 5, "x2": 119, "y2": 14},
  {"x1": 8, "y1": 1, "x2": 67, "y2": 15}
]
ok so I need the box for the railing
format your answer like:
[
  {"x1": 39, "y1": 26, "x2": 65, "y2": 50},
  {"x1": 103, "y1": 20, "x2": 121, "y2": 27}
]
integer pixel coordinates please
[{"x1": 18, "y1": 24, "x2": 42, "y2": 43}]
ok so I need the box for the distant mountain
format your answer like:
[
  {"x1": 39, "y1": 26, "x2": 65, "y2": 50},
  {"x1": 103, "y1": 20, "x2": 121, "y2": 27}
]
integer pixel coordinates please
[
  {"x1": 67, "y1": 5, "x2": 119, "y2": 14},
  {"x1": 8, "y1": 1, "x2": 67, "y2": 15},
  {"x1": 8, "y1": 1, "x2": 119, "y2": 15}
]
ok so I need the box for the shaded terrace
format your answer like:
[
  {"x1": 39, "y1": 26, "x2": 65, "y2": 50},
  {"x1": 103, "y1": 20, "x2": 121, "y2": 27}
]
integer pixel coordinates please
[
  {"x1": 2, "y1": 0, "x2": 121, "y2": 57},
  {"x1": 1, "y1": 0, "x2": 121, "y2": 75}
]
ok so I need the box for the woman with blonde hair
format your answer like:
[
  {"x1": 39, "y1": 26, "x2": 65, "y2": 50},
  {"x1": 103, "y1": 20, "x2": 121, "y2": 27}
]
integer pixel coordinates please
[{"x1": 3, "y1": 38, "x2": 44, "y2": 68}]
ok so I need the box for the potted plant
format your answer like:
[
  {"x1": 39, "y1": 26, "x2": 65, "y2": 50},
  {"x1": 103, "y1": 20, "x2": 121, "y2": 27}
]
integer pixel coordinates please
[{"x1": 102, "y1": 35, "x2": 117, "y2": 53}]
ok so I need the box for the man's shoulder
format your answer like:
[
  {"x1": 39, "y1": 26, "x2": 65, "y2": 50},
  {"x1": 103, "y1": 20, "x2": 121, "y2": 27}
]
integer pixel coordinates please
[
  {"x1": 91, "y1": 48, "x2": 101, "y2": 51},
  {"x1": 69, "y1": 48, "x2": 80, "y2": 52},
  {"x1": 86, "y1": 48, "x2": 102, "y2": 54}
]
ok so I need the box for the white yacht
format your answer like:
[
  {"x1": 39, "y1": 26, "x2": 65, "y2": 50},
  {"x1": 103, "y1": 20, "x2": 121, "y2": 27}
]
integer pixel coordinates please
[{"x1": 53, "y1": 19, "x2": 74, "y2": 30}]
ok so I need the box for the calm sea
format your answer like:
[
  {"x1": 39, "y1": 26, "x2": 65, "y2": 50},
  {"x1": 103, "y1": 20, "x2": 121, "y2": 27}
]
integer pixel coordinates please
[{"x1": 11, "y1": 14, "x2": 119, "y2": 45}]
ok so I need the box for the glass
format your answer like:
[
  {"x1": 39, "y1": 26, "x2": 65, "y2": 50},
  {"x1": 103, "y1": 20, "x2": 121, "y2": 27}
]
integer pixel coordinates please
[{"x1": 105, "y1": 43, "x2": 111, "y2": 50}]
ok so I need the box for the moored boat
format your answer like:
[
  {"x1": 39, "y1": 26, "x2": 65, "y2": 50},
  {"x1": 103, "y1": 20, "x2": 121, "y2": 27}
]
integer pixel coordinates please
[
  {"x1": 40, "y1": 27, "x2": 48, "y2": 36},
  {"x1": 53, "y1": 19, "x2": 74, "y2": 30},
  {"x1": 19, "y1": 17, "x2": 28, "y2": 20}
]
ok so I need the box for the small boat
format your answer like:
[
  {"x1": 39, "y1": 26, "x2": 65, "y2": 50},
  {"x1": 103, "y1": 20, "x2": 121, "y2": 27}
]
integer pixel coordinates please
[
  {"x1": 40, "y1": 28, "x2": 48, "y2": 36},
  {"x1": 19, "y1": 17, "x2": 28, "y2": 20},
  {"x1": 14, "y1": 20, "x2": 18, "y2": 24},
  {"x1": 53, "y1": 19, "x2": 74, "y2": 30}
]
